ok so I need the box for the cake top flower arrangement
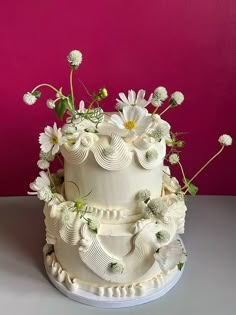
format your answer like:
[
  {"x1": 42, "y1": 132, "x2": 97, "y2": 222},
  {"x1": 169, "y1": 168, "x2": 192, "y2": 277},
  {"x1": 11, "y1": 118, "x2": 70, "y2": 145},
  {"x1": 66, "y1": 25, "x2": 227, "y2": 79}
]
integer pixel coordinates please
[{"x1": 24, "y1": 49, "x2": 232, "y2": 205}]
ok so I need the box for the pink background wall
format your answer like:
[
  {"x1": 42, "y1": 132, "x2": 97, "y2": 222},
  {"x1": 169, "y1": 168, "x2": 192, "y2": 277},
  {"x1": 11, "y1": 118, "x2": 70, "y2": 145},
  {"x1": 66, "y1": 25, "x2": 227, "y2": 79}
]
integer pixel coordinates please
[{"x1": 0, "y1": 0, "x2": 235, "y2": 196}]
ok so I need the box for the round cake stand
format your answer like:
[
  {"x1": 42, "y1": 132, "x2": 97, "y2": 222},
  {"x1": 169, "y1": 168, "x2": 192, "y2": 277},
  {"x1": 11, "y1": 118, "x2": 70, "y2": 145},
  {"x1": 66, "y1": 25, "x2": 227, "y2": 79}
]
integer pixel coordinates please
[{"x1": 45, "y1": 262, "x2": 184, "y2": 308}]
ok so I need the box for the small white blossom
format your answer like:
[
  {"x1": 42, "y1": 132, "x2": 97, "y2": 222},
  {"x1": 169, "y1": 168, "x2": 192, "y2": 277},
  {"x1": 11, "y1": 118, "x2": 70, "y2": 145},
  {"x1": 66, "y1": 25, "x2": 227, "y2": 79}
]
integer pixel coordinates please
[
  {"x1": 137, "y1": 189, "x2": 151, "y2": 201},
  {"x1": 29, "y1": 171, "x2": 51, "y2": 193},
  {"x1": 47, "y1": 99, "x2": 55, "y2": 109},
  {"x1": 37, "y1": 186, "x2": 53, "y2": 202},
  {"x1": 23, "y1": 92, "x2": 37, "y2": 105},
  {"x1": 154, "y1": 240, "x2": 184, "y2": 273},
  {"x1": 145, "y1": 149, "x2": 158, "y2": 161},
  {"x1": 63, "y1": 124, "x2": 77, "y2": 135},
  {"x1": 218, "y1": 134, "x2": 232, "y2": 146},
  {"x1": 151, "y1": 86, "x2": 168, "y2": 107},
  {"x1": 39, "y1": 123, "x2": 65, "y2": 155},
  {"x1": 156, "y1": 230, "x2": 170, "y2": 243},
  {"x1": 150, "y1": 123, "x2": 170, "y2": 142},
  {"x1": 39, "y1": 150, "x2": 55, "y2": 162},
  {"x1": 67, "y1": 50, "x2": 83, "y2": 68},
  {"x1": 103, "y1": 146, "x2": 115, "y2": 156},
  {"x1": 37, "y1": 159, "x2": 50, "y2": 170},
  {"x1": 169, "y1": 153, "x2": 179, "y2": 165},
  {"x1": 170, "y1": 91, "x2": 184, "y2": 106},
  {"x1": 148, "y1": 198, "x2": 167, "y2": 214},
  {"x1": 109, "y1": 262, "x2": 124, "y2": 274}
]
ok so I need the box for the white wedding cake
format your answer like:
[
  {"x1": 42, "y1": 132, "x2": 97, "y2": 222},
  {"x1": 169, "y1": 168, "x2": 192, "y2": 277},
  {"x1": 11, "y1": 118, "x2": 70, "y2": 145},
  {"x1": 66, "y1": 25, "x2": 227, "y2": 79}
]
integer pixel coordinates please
[{"x1": 25, "y1": 49, "x2": 232, "y2": 307}]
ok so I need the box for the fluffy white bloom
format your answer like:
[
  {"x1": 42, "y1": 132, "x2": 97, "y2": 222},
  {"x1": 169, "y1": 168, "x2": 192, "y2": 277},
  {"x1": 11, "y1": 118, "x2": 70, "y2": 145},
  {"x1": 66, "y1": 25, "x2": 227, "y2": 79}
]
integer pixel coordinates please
[
  {"x1": 37, "y1": 186, "x2": 53, "y2": 202},
  {"x1": 37, "y1": 159, "x2": 50, "y2": 170},
  {"x1": 170, "y1": 91, "x2": 184, "y2": 106},
  {"x1": 145, "y1": 148, "x2": 158, "y2": 161},
  {"x1": 47, "y1": 99, "x2": 55, "y2": 109},
  {"x1": 116, "y1": 89, "x2": 153, "y2": 110},
  {"x1": 137, "y1": 189, "x2": 151, "y2": 201},
  {"x1": 100, "y1": 106, "x2": 152, "y2": 138},
  {"x1": 149, "y1": 114, "x2": 170, "y2": 141},
  {"x1": 67, "y1": 50, "x2": 82, "y2": 68},
  {"x1": 148, "y1": 198, "x2": 167, "y2": 214},
  {"x1": 218, "y1": 134, "x2": 232, "y2": 146},
  {"x1": 23, "y1": 92, "x2": 37, "y2": 105},
  {"x1": 151, "y1": 86, "x2": 168, "y2": 107},
  {"x1": 39, "y1": 150, "x2": 54, "y2": 162},
  {"x1": 154, "y1": 240, "x2": 184, "y2": 273},
  {"x1": 63, "y1": 124, "x2": 77, "y2": 135},
  {"x1": 28, "y1": 171, "x2": 50, "y2": 195},
  {"x1": 169, "y1": 153, "x2": 179, "y2": 165},
  {"x1": 39, "y1": 122, "x2": 65, "y2": 155},
  {"x1": 109, "y1": 263, "x2": 124, "y2": 274},
  {"x1": 156, "y1": 230, "x2": 171, "y2": 243}
]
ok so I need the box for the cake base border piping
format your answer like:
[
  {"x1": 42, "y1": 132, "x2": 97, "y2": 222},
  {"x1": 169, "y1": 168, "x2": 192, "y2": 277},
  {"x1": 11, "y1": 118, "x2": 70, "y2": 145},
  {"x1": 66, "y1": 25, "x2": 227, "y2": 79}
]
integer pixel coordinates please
[{"x1": 43, "y1": 245, "x2": 185, "y2": 308}]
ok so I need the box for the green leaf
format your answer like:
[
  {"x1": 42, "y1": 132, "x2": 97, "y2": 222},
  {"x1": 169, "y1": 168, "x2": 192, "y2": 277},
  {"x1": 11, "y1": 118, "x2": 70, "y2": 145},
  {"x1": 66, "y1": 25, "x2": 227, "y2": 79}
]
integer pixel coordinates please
[
  {"x1": 183, "y1": 178, "x2": 199, "y2": 196},
  {"x1": 32, "y1": 90, "x2": 41, "y2": 99},
  {"x1": 177, "y1": 262, "x2": 184, "y2": 271},
  {"x1": 55, "y1": 99, "x2": 67, "y2": 120}
]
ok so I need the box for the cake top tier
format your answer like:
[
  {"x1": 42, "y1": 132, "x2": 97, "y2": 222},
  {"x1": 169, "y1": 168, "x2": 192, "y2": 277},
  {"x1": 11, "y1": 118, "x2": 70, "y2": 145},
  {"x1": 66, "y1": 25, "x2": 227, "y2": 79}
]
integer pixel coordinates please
[{"x1": 25, "y1": 49, "x2": 232, "y2": 205}]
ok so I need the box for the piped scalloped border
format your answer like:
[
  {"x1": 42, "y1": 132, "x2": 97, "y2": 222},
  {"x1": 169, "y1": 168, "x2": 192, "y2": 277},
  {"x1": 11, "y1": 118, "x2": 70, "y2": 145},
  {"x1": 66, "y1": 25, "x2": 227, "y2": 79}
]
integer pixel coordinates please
[{"x1": 60, "y1": 133, "x2": 165, "y2": 171}]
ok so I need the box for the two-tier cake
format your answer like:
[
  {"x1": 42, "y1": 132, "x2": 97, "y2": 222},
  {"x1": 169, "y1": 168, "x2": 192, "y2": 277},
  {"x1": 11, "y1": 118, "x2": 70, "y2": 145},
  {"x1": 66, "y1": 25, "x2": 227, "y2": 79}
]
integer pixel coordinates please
[{"x1": 25, "y1": 50, "x2": 232, "y2": 308}]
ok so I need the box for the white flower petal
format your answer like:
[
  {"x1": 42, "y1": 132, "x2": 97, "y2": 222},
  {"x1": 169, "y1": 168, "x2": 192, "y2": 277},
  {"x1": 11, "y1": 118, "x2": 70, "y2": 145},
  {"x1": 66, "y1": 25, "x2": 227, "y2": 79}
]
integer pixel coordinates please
[
  {"x1": 128, "y1": 90, "x2": 136, "y2": 105},
  {"x1": 111, "y1": 114, "x2": 125, "y2": 129},
  {"x1": 135, "y1": 116, "x2": 152, "y2": 135},
  {"x1": 52, "y1": 144, "x2": 60, "y2": 155},
  {"x1": 118, "y1": 92, "x2": 129, "y2": 105}
]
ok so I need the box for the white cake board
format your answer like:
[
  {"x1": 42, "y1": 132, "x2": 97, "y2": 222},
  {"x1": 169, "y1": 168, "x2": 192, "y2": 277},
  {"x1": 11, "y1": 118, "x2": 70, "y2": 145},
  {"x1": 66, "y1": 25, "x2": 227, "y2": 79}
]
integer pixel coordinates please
[{"x1": 44, "y1": 261, "x2": 185, "y2": 308}]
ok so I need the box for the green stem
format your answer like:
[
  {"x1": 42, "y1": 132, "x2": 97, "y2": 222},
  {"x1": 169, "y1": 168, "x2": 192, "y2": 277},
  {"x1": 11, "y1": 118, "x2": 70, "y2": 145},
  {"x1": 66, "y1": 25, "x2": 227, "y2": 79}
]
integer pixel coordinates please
[
  {"x1": 178, "y1": 160, "x2": 186, "y2": 181},
  {"x1": 56, "y1": 154, "x2": 64, "y2": 167},
  {"x1": 152, "y1": 107, "x2": 158, "y2": 115},
  {"x1": 47, "y1": 169, "x2": 57, "y2": 192},
  {"x1": 70, "y1": 69, "x2": 75, "y2": 108},
  {"x1": 182, "y1": 145, "x2": 225, "y2": 194},
  {"x1": 32, "y1": 83, "x2": 60, "y2": 95},
  {"x1": 160, "y1": 104, "x2": 171, "y2": 116}
]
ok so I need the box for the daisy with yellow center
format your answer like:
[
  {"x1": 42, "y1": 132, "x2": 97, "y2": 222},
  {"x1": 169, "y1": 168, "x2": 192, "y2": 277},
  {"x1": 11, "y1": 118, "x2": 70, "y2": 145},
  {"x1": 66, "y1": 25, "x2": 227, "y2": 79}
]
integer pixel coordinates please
[
  {"x1": 39, "y1": 122, "x2": 65, "y2": 155},
  {"x1": 107, "y1": 106, "x2": 152, "y2": 137}
]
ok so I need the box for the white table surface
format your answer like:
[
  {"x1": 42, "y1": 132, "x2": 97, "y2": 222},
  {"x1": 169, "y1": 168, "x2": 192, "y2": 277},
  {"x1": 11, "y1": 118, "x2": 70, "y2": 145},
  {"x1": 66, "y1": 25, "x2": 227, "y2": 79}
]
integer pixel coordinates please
[{"x1": 0, "y1": 196, "x2": 235, "y2": 315}]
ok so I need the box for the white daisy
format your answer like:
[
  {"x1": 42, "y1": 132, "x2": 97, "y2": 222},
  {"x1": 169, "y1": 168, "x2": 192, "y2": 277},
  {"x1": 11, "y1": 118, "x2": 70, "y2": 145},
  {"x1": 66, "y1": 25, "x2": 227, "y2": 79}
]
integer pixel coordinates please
[
  {"x1": 28, "y1": 171, "x2": 51, "y2": 195},
  {"x1": 116, "y1": 89, "x2": 153, "y2": 110},
  {"x1": 105, "y1": 106, "x2": 152, "y2": 137},
  {"x1": 39, "y1": 123, "x2": 65, "y2": 155}
]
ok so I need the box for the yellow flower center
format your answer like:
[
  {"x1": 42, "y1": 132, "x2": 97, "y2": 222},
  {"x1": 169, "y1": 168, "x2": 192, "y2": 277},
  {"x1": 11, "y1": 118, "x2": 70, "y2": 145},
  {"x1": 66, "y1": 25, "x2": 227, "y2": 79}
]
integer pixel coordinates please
[
  {"x1": 75, "y1": 198, "x2": 84, "y2": 210},
  {"x1": 124, "y1": 120, "x2": 136, "y2": 130},
  {"x1": 51, "y1": 136, "x2": 58, "y2": 144}
]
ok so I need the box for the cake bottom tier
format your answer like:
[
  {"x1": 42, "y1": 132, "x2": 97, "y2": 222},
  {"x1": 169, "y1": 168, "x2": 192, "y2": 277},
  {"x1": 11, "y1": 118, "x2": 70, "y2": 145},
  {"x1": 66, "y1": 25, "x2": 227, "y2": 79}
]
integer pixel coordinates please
[{"x1": 43, "y1": 240, "x2": 185, "y2": 308}]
